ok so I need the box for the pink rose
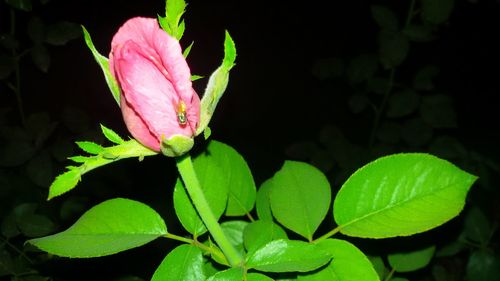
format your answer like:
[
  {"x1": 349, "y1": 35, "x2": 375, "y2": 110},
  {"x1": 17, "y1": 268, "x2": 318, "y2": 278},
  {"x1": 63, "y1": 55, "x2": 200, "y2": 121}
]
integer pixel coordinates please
[{"x1": 109, "y1": 17, "x2": 200, "y2": 152}]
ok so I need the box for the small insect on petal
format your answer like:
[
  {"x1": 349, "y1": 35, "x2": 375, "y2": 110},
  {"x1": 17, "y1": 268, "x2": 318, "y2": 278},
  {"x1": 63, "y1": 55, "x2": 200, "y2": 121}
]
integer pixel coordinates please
[{"x1": 177, "y1": 100, "x2": 187, "y2": 126}]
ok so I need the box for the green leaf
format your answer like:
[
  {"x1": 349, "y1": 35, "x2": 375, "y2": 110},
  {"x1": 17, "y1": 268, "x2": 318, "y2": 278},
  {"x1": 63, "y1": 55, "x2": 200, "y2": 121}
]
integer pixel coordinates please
[
  {"x1": 464, "y1": 207, "x2": 491, "y2": 244},
  {"x1": 421, "y1": 0, "x2": 454, "y2": 25},
  {"x1": 346, "y1": 54, "x2": 379, "y2": 83},
  {"x1": 370, "y1": 5, "x2": 399, "y2": 31},
  {"x1": 0, "y1": 54, "x2": 15, "y2": 79},
  {"x1": 28, "y1": 198, "x2": 167, "y2": 257},
  {"x1": 47, "y1": 169, "x2": 81, "y2": 199},
  {"x1": 388, "y1": 245, "x2": 436, "y2": 272},
  {"x1": 59, "y1": 196, "x2": 88, "y2": 221},
  {"x1": 176, "y1": 20, "x2": 186, "y2": 40},
  {"x1": 48, "y1": 139, "x2": 157, "y2": 200},
  {"x1": 297, "y1": 239, "x2": 380, "y2": 281},
  {"x1": 75, "y1": 141, "x2": 104, "y2": 155},
  {"x1": 386, "y1": 89, "x2": 420, "y2": 118},
  {"x1": 378, "y1": 31, "x2": 409, "y2": 69},
  {"x1": 413, "y1": 65, "x2": 440, "y2": 91},
  {"x1": 256, "y1": 179, "x2": 274, "y2": 221},
  {"x1": 221, "y1": 221, "x2": 248, "y2": 256},
  {"x1": 151, "y1": 244, "x2": 205, "y2": 281},
  {"x1": 27, "y1": 17, "x2": 45, "y2": 44},
  {"x1": 243, "y1": 220, "x2": 288, "y2": 255},
  {"x1": 1, "y1": 213, "x2": 20, "y2": 238},
  {"x1": 81, "y1": 26, "x2": 121, "y2": 106},
  {"x1": 465, "y1": 250, "x2": 500, "y2": 281},
  {"x1": 403, "y1": 24, "x2": 434, "y2": 43},
  {"x1": 348, "y1": 94, "x2": 370, "y2": 114},
  {"x1": 0, "y1": 246, "x2": 14, "y2": 275},
  {"x1": 30, "y1": 44, "x2": 50, "y2": 73},
  {"x1": 100, "y1": 124, "x2": 125, "y2": 144},
  {"x1": 26, "y1": 111, "x2": 56, "y2": 146},
  {"x1": 0, "y1": 140, "x2": 35, "y2": 167},
  {"x1": 419, "y1": 94, "x2": 457, "y2": 128},
  {"x1": 376, "y1": 122, "x2": 401, "y2": 144},
  {"x1": 247, "y1": 273, "x2": 275, "y2": 281},
  {"x1": 61, "y1": 106, "x2": 90, "y2": 134},
  {"x1": 333, "y1": 153, "x2": 477, "y2": 238},
  {"x1": 246, "y1": 239, "x2": 331, "y2": 273},
  {"x1": 173, "y1": 151, "x2": 229, "y2": 235},
  {"x1": 205, "y1": 141, "x2": 256, "y2": 216},
  {"x1": 44, "y1": 21, "x2": 81, "y2": 46},
  {"x1": 369, "y1": 256, "x2": 388, "y2": 280},
  {"x1": 269, "y1": 161, "x2": 331, "y2": 240},
  {"x1": 5, "y1": 0, "x2": 32, "y2": 11},
  {"x1": 436, "y1": 239, "x2": 466, "y2": 257},
  {"x1": 197, "y1": 32, "x2": 237, "y2": 135},
  {"x1": 206, "y1": 268, "x2": 244, "y2": 281},
  {"x1": 17, "y1": 214, "x2": 56, "y2": 237},
  {"x1": 26, "y1": 150, "x2": 53, "y2": 187},
  {"x1": 401, "y1": 117, "x2": 433, "y2": 147}
]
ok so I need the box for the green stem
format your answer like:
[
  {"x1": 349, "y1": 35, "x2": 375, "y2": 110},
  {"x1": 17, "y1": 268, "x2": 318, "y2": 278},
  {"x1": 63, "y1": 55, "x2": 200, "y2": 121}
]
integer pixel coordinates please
[
  {"x1": 9, "y1": 8, "x2": 26, "y2": 126},
  {"x1": 164, "y1": 233, "x2": 229, "y2": 265},
  {"x1": 176, "y1": 154, "x2": 243, "y2": 267},
  {"x1": 0, "y1": 236, "x2": 33, "y2": 264},
  {"x1": 383, "y1": 268, "x2": 396, "y2": 281},
  {"x1": 164, "y1": 233, "x2": 193, "y2": 244},
  {"x1": 368, "y1": 68, "x2": 395, "y2": 148},
  {"x1": 405, "y1": 0, "x2": 417, "y2": 27},
  {"x1": 313, "y1": 225, "x2": 342, "y2": 243},
  {"x1": 369, "y1": 0, "x2": 416, "y2": 148}
]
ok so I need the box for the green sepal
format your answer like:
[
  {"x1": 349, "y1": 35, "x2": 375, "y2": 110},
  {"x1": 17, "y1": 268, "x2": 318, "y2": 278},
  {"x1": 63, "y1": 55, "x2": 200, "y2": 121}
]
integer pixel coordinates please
[
  {"x1": 196, "y1": 31, "x2": 236, "y2": 136},
  {"x1": 160, "y1": 134, "x2": 194, "y2": 157},
  {"x1": 158, "y1": 0, "x2": 187, "y2": 40},
  {"x1": 183, "y1": 41, "x2": 194, "y2": 58},
  {"x1": 191, "y1": 75, "x2": 204, "y2": 81},
  {"x1": 81, "y1": 26, "x2": 121, "y2": 106}
]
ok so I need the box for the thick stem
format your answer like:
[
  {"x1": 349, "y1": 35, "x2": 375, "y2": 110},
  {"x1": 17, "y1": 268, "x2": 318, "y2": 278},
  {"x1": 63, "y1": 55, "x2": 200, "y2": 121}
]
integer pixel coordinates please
[{"x1": 176, "y1": 154, "x2": 243, "y2": 267}]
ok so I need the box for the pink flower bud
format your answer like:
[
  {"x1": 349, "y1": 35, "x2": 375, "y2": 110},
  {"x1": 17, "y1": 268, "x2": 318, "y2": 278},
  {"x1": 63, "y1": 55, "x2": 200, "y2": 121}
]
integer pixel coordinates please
[{"x1": 109, "y1": 17, "x2": 200, "y2": 152}]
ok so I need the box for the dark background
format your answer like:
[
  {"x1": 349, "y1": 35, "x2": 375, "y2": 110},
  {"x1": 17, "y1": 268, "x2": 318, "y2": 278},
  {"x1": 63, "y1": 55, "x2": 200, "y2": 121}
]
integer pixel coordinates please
[
  {"x1": 1, "y1": 0, "x2": 500, "y2": 280},
  {"x1": 6, "y1": 0, "x2": 500, "y2": 179}
]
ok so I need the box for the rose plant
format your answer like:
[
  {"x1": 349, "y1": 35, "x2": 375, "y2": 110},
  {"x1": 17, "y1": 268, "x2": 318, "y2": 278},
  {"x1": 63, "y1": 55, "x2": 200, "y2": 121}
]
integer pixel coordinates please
[{"x1": 26, "y1": 0, "x2": 477, "y2": 280}]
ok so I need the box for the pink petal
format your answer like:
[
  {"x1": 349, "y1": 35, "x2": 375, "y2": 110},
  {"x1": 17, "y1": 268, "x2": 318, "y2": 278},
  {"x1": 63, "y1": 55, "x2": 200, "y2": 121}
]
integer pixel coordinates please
[
  {"x1": 114, "y1": 41, "x2": 192, "y2": 140},
  {"x1": 109, "y1": 17, "x2": 200, "y2": 147}
]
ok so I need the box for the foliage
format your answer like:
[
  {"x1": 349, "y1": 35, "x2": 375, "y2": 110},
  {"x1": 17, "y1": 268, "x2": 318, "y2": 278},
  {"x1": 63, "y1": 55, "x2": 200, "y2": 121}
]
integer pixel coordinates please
[{"x1": 1, "y1": 0, "x2": 497, "y2": 280}]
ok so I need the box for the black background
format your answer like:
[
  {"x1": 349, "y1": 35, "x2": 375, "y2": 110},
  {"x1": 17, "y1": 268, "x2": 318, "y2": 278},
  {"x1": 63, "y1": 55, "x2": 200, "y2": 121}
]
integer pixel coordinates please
[{"x1": 1, "y1": 0, "x2": 500, "y2": 280}]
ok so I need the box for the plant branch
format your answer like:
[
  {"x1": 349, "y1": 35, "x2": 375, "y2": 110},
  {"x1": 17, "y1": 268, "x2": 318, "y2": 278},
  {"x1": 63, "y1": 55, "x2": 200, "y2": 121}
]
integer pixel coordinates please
[
  {"x1": 368, "y1": 68, "x2": 395, "y2": 148},
  {"x1": 164, "y1": 233, "x2": 229, "y2": 265},
  {"x1": 313, "y1": 225, "x2": 342, "y2": 243},
  {"x1": 9, "y1": 8, "x2": 26, "y2": 126},
  {"x1": 0, "y1": 236, "x2": 33, "y2": 264},
  {"x1": 383, "y1": 268, "x2": 396, "y2": 281},
  {"x1": 369, "y1": 0, "x2": 417, "y2": 148},
  {"x1": 176, "y1": 154, "x2": 243, "y2": 267}
]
